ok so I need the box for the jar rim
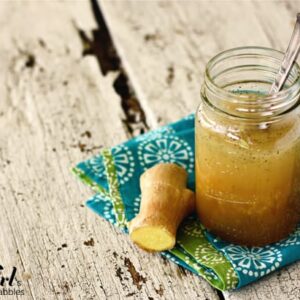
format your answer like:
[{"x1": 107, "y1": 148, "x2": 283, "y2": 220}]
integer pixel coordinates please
[
  {"x1": 203, "y1": 46, "x2": 300, "y2": 119},
  {"x1": 205, "y1": 46, "x2": 300, "y2": 102}
]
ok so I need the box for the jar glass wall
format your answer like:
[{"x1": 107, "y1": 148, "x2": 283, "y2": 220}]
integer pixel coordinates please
[{"x1": 195, "y1": 47, "x2": 300, "y2": 246}]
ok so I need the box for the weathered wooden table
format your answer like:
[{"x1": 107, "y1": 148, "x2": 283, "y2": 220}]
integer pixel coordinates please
[{"x1": 0, "y1": 1, "x2": 299, "y2": 299}]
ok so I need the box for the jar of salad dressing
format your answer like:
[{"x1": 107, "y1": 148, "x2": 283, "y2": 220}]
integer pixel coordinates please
[{"x1": 195, "y1": 47, "x2": 300, "y2": 246}]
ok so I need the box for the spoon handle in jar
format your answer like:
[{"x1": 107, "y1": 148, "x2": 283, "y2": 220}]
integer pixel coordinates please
[{"x1": 269, "y1": 13, "x2": 300, "y2": 94}]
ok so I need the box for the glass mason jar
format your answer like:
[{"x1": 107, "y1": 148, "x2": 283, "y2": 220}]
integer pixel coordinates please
[{"x1": 195, "y1": 47, "x2": 300, "y2": 246}]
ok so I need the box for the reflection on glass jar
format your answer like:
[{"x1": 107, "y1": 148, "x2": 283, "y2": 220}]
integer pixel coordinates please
[{"x1": 195, "y1": 47, "x2": 300, "y2": 246}]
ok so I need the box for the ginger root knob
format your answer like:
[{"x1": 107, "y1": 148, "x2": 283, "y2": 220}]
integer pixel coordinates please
[{"x1": 129, "y1": 163, "x2": 195, "y2": 251}]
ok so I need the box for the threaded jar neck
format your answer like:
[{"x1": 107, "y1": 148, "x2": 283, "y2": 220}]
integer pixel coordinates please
[{"x1": 202, "y1": 47, "x2": 300, "y2": 120}]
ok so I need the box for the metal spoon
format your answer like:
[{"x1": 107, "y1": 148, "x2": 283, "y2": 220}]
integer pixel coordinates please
[{"x1": 269, "y1": 13, "x2": 300, "y2": 94}]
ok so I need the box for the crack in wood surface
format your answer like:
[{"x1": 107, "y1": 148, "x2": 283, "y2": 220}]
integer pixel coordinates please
[
  {"x1": 75, "y1": 0, "x2": 149, "y2": 136},
  {"x1": 0, "y1": 1, "x2": 139, "y2": 298},
  {"x1": 217, "y1": 289, "x2": 225, "y2": 300}
]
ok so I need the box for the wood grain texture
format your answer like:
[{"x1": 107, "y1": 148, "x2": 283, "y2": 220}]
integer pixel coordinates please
[
  {"x1": 99, "y1": 0, "x2": 300, "y2": 299},
  {"x1": 100, "y1": 0, "x2": 298, "y2": 126},
  {"x1": 0, "y1": 1, "x2": 218, "y2": 299}
]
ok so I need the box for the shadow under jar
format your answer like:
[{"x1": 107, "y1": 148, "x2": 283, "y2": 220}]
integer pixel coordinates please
[{"x1": 196, "y1": 47, "x2": 300, "y2": 246}]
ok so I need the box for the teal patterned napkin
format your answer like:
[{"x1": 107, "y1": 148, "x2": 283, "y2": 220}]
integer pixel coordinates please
[{"x1": 73, "y1": 114, "x2": 300, "y2": 291}]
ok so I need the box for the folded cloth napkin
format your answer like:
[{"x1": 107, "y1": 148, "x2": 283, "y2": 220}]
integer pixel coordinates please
[{"x1": 73, "y1": 114, "x2": 300, "y2": 291}]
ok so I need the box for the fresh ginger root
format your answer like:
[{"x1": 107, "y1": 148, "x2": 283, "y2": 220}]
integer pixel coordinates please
[{"x1": 129, "y1": 163, "x2": 195, "y2": 252}]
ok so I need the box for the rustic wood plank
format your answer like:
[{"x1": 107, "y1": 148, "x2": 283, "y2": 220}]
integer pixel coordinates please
[
  {"x1": 100, "y1": 0, "x2": 299, "y2": 125},
  {"x1": 99, "y1": 0, "x2": 275, "y2": 127},
  {"x1": 0, "y1": 1, "x2": 218, "y2": 299},
  {"x1": 99, "y1": 0, "x2": 300, "y2": 299}
]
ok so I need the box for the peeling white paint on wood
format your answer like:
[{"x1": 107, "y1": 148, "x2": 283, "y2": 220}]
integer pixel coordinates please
[
  {"x1": 0, "y1": 1, "x2": 218, "y2": 299},
  {"x1": 99, "y1": 0, "x2": 298, "y2": 125},
  {"x1": 1, "y1": 0, "x2": 299, "y2": 299}
]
